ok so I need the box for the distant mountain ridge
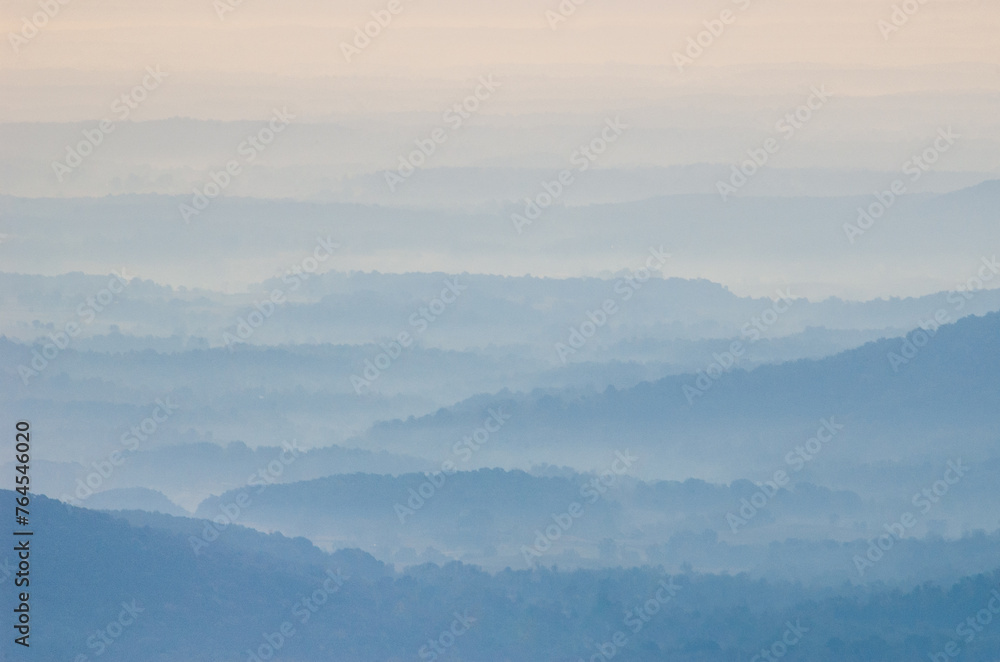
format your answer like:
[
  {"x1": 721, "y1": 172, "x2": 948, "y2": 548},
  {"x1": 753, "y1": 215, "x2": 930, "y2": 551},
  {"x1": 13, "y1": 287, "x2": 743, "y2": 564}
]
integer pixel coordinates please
[{"x1": 358, "y1": 311, "x2": 1000, "y2": 477}]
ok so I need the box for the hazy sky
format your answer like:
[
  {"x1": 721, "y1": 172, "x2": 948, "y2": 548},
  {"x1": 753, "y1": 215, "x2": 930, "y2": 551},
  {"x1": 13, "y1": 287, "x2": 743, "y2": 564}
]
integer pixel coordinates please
[
  {"x1": 2, "y1": 0, "x2": 997, "y2": 120},
  {"x1": 1, "y1": 0, "x2": 998, "y2": 300}
]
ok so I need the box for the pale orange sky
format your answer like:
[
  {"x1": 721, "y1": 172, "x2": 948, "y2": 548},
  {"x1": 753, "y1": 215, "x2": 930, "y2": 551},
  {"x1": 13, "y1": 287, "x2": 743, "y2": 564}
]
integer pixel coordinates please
[{"x1": 1, "y1": 0, "x2": 997, "y2": 122}]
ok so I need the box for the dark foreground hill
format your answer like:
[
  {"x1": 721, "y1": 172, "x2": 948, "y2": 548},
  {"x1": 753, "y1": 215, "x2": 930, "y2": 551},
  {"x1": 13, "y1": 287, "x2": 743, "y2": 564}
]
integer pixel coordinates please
[{"x1": 4, "y1": 491, "x2": 1000, "y2": 661}]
